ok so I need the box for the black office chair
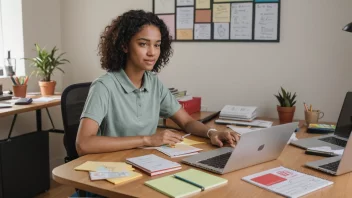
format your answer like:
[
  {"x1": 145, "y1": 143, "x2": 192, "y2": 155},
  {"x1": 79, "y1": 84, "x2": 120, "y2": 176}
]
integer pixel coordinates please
[{"x1": 61, "y1": 82, "x2": 91, "y2": 162}]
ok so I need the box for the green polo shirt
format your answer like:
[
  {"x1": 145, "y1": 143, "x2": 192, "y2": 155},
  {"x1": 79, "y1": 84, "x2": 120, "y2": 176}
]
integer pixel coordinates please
[{"x1": 80, "y1": 69, "x2": 181, "y2": 137}]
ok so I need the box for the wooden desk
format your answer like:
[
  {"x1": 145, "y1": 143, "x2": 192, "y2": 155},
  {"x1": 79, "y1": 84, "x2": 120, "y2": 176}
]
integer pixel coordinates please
[
  {"x1": 0, "y1": 95, "x2": 63, "y2": 198},
  {"x1": 53, "y1": 119, "x2": 349, "y2": 198}
]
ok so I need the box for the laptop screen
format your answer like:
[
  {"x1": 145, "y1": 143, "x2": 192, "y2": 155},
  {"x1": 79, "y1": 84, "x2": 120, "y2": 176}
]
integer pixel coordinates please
[{"x1": 335, "y1": 92, "x2": 352, "y2": 138}]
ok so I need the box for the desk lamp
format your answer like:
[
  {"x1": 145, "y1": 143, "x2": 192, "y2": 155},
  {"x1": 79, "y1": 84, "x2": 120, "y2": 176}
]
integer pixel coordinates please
[{"x1": 343, "y1": 22, "x2": 352, "y2": 32}]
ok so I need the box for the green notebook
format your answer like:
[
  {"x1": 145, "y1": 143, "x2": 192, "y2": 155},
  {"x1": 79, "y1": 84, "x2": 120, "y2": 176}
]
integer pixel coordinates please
[{"x1": 145, "y1": 169, "x2": 228, "y2": 198}]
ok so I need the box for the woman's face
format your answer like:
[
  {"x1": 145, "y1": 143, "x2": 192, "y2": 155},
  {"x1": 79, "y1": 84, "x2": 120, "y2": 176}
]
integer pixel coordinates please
[{"x1": 125, "y1": 25, "x2": 161, "y2": 71}]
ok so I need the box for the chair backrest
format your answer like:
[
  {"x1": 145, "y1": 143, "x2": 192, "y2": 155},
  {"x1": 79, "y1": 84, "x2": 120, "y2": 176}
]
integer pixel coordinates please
[{"x1": 61, "y1": 82, "x2": 91, "y2": 162}]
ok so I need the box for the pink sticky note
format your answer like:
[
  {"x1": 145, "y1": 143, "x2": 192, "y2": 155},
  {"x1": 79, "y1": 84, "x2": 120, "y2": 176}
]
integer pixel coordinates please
[{"x1": 158, "y1": 15, "x2": 175, "y2": 40}]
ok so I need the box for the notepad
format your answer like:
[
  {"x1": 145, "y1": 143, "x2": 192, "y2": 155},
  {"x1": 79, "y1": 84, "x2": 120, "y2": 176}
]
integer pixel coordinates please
[
  {"x1": 106, "y1": 170, "x2": 143, "y2": 185},
  {"x1": 74, "y1": 161, "x2": 134, "y2": 172},
  {"x1": 156, "y1": 144, "x2": 202, "y2": 158},
  {"x1": 145, "y1": 169, "x2": 228, "y2": 198},
  {"x1": 242, "y1": 166, "x2": 333, "y2": 198},
  {"x1": 126, "y1": 154, "x2": 182, "y2": 176},
  {"x1": 181, "y1": 138, "x2": 206, "y2": 146}
]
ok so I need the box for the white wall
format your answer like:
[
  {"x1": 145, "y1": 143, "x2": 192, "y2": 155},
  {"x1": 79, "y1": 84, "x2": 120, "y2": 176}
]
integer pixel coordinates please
[{"x1": 61, "y1": 0, "x2": 352, "y2": 123}]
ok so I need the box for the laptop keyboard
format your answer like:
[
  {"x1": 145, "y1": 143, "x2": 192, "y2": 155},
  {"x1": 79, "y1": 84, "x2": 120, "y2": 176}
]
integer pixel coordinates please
[
  {"x1": 319, "y1": 160, "x2": 340, "y2": 172},
  {"x1": 319, "y1": 137, "x2": 347, "y2": 147},
  {"x1": 198, "y1": 152, "x2": 232, "y2": 169}
]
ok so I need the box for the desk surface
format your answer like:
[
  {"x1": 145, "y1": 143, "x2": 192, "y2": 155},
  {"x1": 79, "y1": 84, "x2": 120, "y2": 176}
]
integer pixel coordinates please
[
  {"x1": 0, "y1": 95, "x2": 61, "y2": 118},
  {"x1": 52, "y1": 119, "x2": 349, "y2": 198}
]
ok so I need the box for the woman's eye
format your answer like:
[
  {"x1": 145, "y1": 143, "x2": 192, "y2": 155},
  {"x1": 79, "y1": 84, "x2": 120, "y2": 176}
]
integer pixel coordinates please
[
  {"x1": 155, "y1": 44, "x2": 161, "y2": 47},
  {"x1": 139, "y1": 43, "x2": 146, "y2": 47}
]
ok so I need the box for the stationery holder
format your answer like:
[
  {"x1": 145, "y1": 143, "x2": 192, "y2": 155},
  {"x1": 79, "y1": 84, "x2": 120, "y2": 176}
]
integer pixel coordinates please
[{"x1": 13, "y1": 85, "x2": 27, "y2": 98}]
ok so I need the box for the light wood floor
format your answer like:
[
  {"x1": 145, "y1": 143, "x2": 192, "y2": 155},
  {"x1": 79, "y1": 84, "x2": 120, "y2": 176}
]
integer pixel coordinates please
[{"x1": 35, "y1": 180, "x2": 75, "y2": 198}]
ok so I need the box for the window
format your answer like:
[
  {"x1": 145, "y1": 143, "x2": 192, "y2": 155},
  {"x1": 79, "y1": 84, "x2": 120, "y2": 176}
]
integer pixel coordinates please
[{"x1": 0, "y1": 1, "x2": 3, "y2": 77}]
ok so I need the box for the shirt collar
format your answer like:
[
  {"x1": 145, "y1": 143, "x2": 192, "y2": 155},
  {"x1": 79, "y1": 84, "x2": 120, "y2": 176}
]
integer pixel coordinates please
[{"x1": 112, "y1": 69, "x2": 150, "y2": 93}]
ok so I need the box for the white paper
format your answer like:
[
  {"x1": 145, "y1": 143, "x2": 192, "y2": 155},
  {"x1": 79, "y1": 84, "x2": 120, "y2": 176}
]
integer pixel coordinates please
[
  {"x1": 157, "y1": 144, "x2": 202, "y2": 157},
  {"x1": 255, "y1": 3, "x2": 278, "y2": 40},
  {"x1": 89, "y1": 171, "x2": 130, "y2": 180},
  {"x1": 126, "y1": 154, "x2": 181, "y2": 172},
  {"x1": 231, "y1": 3, "x2": 253, "y2": 40},
  {"x1": 177, "y1": 7, "x2": 194, "y2": 29},
  {"x1": 154, "y1": 0, "x2": 176, "y2": 14},
  {"x1": 216, "y1": 119, "x2": 273, "y2": 128},
  {"x1": 194, "y1": 24, "x2": 211, "y2": 40},
  {"x1": 308, "y1": 146, "x2": 344, "y2": 156},
  {"x1": 177, "y1": 0, "x2": 194, "y2": 6},
  {"x1": 243, "y1": 166, "x2": 333, "y2": 198},
  {"x1": 214, "y1": 23, "x2": 229, "y2": 40},
  {"x1": 32, "y1": 97, "x2": 61, "y2": 102},
  {"x1": 227, "y1": 125, "x2": 260, "y2": 135}
]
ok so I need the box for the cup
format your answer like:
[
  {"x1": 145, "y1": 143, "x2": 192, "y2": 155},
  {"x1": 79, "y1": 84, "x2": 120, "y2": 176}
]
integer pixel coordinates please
[
  {"x1": 13, "y1": 85, "x2": 27, "y2": 98},
  {"x1": 304, "y1": 110, "x2": 324, "y2": 126}
]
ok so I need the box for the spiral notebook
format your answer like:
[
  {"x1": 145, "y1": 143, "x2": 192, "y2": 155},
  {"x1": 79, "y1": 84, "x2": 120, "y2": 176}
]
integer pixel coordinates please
[{"x1": 242, "y1": 166, "x2": 333, "y2": 198}]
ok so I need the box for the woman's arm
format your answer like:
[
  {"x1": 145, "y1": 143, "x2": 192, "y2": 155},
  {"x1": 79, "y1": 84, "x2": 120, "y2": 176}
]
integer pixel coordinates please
[
  {"x1": 76, "y1": 118, "x2": 182, "y2": 156},
  {"x1": 170, "y1": 108, "x2": 240, "y2": 147}
]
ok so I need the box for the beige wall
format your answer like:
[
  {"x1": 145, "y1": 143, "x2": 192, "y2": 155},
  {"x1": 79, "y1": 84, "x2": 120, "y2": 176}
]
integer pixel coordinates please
[{"x1": 61, "y1": 0, "x2": 352, "y2": 122}]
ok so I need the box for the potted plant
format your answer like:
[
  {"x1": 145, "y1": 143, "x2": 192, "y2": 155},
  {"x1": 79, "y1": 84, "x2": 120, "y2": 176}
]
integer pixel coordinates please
[
  {"x1": 274, "y1": 87, "x2": 297, "y2": 124},
  {"x1": 25, "y1": 44, "x2": 70, "y2": 96}
]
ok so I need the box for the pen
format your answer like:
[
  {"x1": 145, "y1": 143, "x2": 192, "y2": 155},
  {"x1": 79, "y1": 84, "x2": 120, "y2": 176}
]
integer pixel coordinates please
[
  {"x1": 182, "y1": 134, "x2": 191, "y2": 139},
  {"x1": 10, "y1": 76, "x2": 17, "y2": 85},
  {"x1": 173, "y1": 175, "x2": 205, "y2": 191},
  {"x1": 303, "y1": 102, "x2": 309, "y2": 112}
]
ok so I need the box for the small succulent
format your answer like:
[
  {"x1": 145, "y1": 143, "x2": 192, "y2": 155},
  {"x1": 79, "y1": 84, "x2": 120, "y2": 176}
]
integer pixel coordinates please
[{"x1": 274, "y1": 87, "x2": 297, "y2": 107}]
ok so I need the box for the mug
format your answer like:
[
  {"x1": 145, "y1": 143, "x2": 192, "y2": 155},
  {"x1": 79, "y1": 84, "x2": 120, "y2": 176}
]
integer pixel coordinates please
[{"x1": 305, "y1": 110, "x2": 324, "y2": 125}]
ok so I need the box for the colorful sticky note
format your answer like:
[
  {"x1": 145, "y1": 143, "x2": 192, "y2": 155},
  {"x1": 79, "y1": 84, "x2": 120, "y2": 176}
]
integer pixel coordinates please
[
  {"x1": 213, "y1": 4, "x2": 230, "y2": 23},
  {"x1": 196, "y1": 0, "x2": 210, "y2": 9},
  {"x1": 177, "y1": 29, "x2": 193, "y2": 40},
  {"x1": 158, "y1": 15, "x2": 175, "y2": 39}
]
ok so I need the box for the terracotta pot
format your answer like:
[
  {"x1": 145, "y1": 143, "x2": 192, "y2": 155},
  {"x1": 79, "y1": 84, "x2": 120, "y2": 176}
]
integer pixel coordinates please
[
  {"x1": 277, "y1": 105, "x2": 296, "y2": 124},
  {"x1": 39, "y1": 81, "x2": 56, "y2": 96},
  {"x1": 13, "y1": 85, "x2": 27, "y2": 98}
]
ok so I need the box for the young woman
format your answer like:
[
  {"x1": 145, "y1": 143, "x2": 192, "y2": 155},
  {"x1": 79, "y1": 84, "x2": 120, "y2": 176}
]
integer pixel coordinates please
[{"x1": 76, "y1": 10, "x2": 239, "y2": 156}]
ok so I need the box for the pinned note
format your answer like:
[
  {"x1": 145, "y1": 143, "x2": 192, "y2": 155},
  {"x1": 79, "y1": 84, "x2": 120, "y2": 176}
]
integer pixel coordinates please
[
  {"x1": 195, "y1": 24, "x2": 211, "y2": 40},
  {"x1": 214, "y1": 23, "x2": 229, "y2": 40},
  {"x1": 230, "y1": 3, "x2": 253, "y2": 40},
  {"x1": 158, "y1": 15, "x2": 175, "y2": 39},
  {"x1": 177, "y1": 7, "x2": 194, "y2": 29},
  {"x1": 177, "y1": 29, "x2": 193, "y2": 40},
  {"x1": 196, "y1": 0, "x2": 210, "y2": 9},
  {"x1": 177, "y1": 0, "x2": 194, "y2": 6},
  {"x1": 154, "y1": 0, "x2": 176, "y2": 14},
  {"x1": 254, "y1": 3, "x2": 279, "y2": 40},
  {"x1": 213, "y1": 3, "x2": 230, "y2": 22}
]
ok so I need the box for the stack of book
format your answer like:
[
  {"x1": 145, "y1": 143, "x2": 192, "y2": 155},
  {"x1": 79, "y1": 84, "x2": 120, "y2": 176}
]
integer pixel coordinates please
[
  {"x1": 219, "y1": 105, "x2": 258, "y2": 121},
  {"x1": 169, "y1": 88, "x2": 188, "y2": 100}
]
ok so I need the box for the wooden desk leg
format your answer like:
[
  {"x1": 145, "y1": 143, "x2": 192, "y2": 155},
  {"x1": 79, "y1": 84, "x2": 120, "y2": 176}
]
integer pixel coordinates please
[{"x1": 36, "y1": 109, "x2": 42, "y2": 132}]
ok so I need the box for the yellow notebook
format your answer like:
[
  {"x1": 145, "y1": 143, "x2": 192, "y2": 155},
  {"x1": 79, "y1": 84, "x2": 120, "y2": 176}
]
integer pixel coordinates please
[
  {"x1": 181, "y1": 138, "x2": 206, "y2": 146},
  {"x1": 145, "y1": 169, "x2": 228, "y2": 198},
  {"x1": 107, "y1": 170, "x2": 143, "y2": 185},
  {"x1": 74, "y1": 161, "x2": 134, "y2": 172}
]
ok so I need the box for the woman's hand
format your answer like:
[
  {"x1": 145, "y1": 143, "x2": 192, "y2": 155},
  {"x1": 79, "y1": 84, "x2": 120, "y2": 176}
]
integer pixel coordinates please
[
  {"x1": 209, "y1": 131, "x2": 240, "y2": 147},
  {"x1": 144, "y1": 130, "x2": 183, "y2": 147}
]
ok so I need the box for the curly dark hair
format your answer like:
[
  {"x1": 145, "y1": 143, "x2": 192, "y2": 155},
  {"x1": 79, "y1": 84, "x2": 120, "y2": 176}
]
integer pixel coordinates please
[{"x1": 98, "y1": 10, "x2": 173, "y2": 72}]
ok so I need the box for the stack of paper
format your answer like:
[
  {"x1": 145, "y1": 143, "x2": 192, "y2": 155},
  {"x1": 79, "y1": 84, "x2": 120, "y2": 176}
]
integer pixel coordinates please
[
  {"x1": 74, "y1": 161, "x2": 143, "y2": 184},
  {"x1": 126, "y1": 154, "x2": 182, "y2": 176},
  {"x1": 219, "y1": 105, "x2": 258, "y2": 121},
  {"x1": 157, "y1": 144, "x2": 202, "y2": 158},
  {"x1": 216, "y1": 119, "x2": 273, "y2": 128}
]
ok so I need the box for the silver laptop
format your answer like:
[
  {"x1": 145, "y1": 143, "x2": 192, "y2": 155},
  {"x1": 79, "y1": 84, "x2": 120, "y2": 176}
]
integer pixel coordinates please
[
  {"x1": 291, "y1": 92, "x2": 352, "y2": 150},
  {"x1": 306, "y1": 132, "x2": 352, "y2": 175},
  {"x1": 182, "y1": 122, "x2": 297, "y2": 174}
]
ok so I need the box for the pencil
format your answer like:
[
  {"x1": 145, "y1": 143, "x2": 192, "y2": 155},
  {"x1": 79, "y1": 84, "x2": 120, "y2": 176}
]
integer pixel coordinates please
[
  {"x1": 24, "y1": 76, "x2": 29, "y2": 85},
  {"x1": 10, "y1": 76, "x2": 17, "y2": 85},
  {"x1": 182, "y1": 134, "x2": 191, "y2": 139},
  {"x1": 309, "y1": 105, "x2": 312, "y2": 112}
]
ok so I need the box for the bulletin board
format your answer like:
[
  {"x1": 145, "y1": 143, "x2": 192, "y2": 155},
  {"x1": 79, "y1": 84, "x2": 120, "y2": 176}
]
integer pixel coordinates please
[{"x1": 153, "y1": 0, "x2": 281, "y2": 42}]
